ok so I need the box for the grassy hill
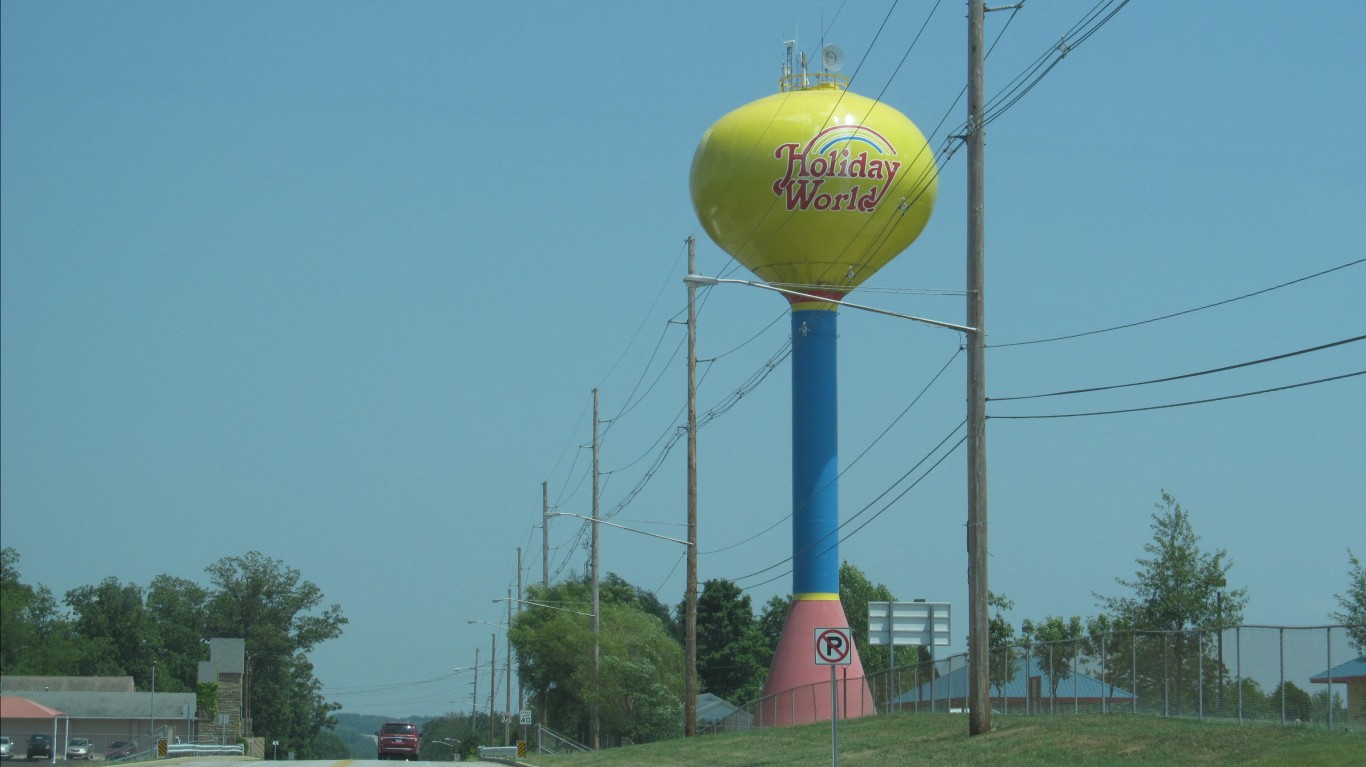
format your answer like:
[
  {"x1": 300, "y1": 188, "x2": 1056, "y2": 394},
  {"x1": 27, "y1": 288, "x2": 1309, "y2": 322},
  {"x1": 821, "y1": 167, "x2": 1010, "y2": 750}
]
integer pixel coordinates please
[{"x1": 526, "y1": 713, "x2": 1363, "y2": 767}]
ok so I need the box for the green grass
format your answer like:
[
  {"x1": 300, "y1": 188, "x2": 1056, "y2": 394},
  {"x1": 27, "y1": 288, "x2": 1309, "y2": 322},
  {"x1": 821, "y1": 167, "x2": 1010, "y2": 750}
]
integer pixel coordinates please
[{"x1": 523, "y1": 713, "x2": 1364, "y2": 766}]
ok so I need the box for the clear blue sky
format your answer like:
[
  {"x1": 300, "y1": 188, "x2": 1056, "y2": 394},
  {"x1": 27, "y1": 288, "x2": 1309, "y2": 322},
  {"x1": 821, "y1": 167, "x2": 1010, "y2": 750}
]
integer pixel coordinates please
[{"x1": 3, "y1": 1, "x2": 1362, "y2": 717}]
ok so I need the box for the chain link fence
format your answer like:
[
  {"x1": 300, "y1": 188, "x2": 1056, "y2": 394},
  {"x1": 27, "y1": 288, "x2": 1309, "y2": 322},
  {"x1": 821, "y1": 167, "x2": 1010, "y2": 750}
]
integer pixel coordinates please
[{"x1": 715, "y1": 625, "x2": 1363, "y2": 733}]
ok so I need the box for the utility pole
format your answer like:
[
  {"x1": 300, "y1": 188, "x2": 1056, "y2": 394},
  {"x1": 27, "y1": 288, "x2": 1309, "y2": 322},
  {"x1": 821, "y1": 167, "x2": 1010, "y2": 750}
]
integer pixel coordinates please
[
  {"x1": 966, "y1": 0, "x2": 991, "y2": 737},
  {"x1": 542, "y1": 481, "x2": 550, "y2": 589},
  {"x1": 590, "y1": 388, "x2": 601, "y2": 750},
  {"x1": 516, "y1": 548, "x2": 524, "y2": 718},
  {"x1": 472, "y1": 648, "x2": 480, "y2": 724},
  {"x1": 684, "y1": 235, "x2": 699, "y2": 737},
  {"x1": 488, "y1": 634, "x2": 497, "y2": 745},
  {"x1": 505, "y1": 587, "x2": 512, "y2": 746}
]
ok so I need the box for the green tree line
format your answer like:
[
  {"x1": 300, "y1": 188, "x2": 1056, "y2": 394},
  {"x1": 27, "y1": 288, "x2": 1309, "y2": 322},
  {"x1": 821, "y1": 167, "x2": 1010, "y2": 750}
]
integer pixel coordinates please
[
  {"x1": 510, "y1": 492, "x2": 1364, "y2": 742},
  {"x1": 0, "y1": 548, "x2": 347, "y2": 759}
]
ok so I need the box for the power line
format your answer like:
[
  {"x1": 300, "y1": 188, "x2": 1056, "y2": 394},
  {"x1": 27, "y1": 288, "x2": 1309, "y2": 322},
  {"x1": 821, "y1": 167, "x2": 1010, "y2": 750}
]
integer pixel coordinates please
[
  {"x1": 703, "y1": 343, "x2": 961, "y2": 557},
  {"x1": 731, "y1": 419, "x2": 966, "y2": 586},
  {"x1": 991, "y1": 335, "x2": 1366, "y2": 401},
  {"x1": 991, "y1": 257, "x2": 1366, "y2": 348},
  {"x1": 990, "y1": 370, "x2": 1364, "y2": 420},
  {"x1": 735, "y1": 427, "x2": 967, "y2": 592}
]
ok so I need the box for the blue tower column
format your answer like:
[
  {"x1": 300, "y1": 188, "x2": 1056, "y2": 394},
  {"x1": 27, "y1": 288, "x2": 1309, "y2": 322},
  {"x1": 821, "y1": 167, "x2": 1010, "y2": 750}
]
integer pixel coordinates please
[
  {"x1": 791, "y1": 307, "x2": 840, "y2": 598},
  {"x1": 761, "y1": 304, "x2": 875, "y2": 725}
]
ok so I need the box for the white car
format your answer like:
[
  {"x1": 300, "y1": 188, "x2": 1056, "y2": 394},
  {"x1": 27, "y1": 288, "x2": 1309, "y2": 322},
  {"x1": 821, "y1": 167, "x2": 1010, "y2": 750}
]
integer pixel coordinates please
[
  {"x1": 1, "y1": 735, "x2": 14, "y2": 760},
  {"x1": 66, "y1": 739, "x2": 93, "y2": 760}
]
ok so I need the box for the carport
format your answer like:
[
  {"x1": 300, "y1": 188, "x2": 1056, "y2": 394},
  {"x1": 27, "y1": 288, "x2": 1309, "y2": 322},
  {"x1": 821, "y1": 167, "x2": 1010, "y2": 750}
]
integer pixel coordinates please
[{"x1": 0, "y1": 695, "x2": 67, "y2": 764}]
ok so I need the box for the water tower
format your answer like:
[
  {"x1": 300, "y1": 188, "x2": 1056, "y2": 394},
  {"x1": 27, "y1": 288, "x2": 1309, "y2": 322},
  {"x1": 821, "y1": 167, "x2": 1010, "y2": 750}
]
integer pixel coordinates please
[{"x1": 690, "y1": 43, "x2": 938, "y2": 725}]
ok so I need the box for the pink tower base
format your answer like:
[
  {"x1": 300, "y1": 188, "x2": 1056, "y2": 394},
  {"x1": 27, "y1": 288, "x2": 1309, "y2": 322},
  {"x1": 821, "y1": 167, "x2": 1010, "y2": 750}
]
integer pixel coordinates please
[{"x1": 759, "y1": 598, "x2": 877, "y2": 726}]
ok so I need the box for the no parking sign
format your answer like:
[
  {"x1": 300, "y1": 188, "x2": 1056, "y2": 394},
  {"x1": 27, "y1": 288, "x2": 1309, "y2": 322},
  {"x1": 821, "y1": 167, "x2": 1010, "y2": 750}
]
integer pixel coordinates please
[{"x1": 814, "y1": 626, "x2": 853, "y2": 666}]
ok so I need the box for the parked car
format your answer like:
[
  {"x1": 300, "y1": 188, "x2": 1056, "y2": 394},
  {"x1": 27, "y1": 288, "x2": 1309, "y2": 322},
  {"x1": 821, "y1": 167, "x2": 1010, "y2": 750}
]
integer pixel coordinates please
[
  {"x1": 375, "y1": 722, "x2": 420, "y2": 761},
  {"x1": 0, "y1": 736, "x2": 13, "y2": 760},
  {"x1": 26, "y1": 736, "x2": 52, "y2": 760},
  {"x1": 64, "y1": 739, "x2": 92, "y2": 761},
  {"x1": 103, "y1": 742, "x2": 136, "y2": 761}
]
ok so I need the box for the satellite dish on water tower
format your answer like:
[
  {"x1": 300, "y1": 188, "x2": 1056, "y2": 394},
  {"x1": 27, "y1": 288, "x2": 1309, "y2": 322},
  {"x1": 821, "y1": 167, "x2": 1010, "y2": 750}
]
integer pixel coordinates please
[{"x1": 821, "y1": 43, "x2": 844, "y2": 72}]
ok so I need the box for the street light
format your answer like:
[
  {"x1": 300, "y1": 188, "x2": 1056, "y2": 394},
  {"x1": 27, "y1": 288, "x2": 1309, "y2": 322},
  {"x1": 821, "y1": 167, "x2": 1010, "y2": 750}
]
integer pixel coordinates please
[
  {"x1": 544, "y1": 511, "x2": 694, "y2": 548},
  {"x1": 683, "y1": 274, "x2": 975, "y2": 333},
  {"x1": 493, "y1": 597, "x2": 595, "y2": 618},
  {"x1": 467, "y1": 620, "x2": 509, "y2": 630}
]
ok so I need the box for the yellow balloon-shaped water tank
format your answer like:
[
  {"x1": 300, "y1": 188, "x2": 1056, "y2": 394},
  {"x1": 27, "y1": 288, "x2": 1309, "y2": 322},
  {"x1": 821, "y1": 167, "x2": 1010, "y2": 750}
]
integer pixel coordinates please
[{"x1": 690, "y1": 84, "x2": 937, "y2": 300}]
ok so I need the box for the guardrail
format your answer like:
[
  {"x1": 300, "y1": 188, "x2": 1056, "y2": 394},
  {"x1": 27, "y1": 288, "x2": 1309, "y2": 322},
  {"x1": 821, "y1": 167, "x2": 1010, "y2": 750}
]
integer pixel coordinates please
[
  {"x1": 476, "y1": 745, "x2": 519, "y2": 759},
  {"x1": 165, "y1": 743, "x2": 245, "y2": 757}
]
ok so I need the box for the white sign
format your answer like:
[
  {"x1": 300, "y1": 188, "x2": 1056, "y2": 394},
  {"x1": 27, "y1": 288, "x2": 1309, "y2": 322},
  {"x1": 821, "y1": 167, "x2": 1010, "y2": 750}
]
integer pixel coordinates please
[
  {"x1": 519, "y1": 710, "x2": 532, "y2": 726},
  {"x1": 501, "y1": 711, "x2": 512, "y2": 724},
  {"x1": 867, "y1": 601, "x2": 951, "y2": 647},
  {"x1": 814, "y1": 626, "x2": 853, "y2": 666}
]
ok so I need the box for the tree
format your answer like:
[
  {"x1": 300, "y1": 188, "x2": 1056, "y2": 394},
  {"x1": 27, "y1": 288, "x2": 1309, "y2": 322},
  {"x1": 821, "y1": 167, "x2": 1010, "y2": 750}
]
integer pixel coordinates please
[
  {"x1": 204, "y1": 552, "x2": 347, "y2": 759},
  {"x1": 601, "y1": 573, "x2": 679, "y2": 640},
  {"x1": 838, "y1": 562, "x2": 926, "y2": 678},
  {"x1": 987, "y1": 592, "x2": 1019, "y2": 701},
  {"x1": 1095, "y1": 492, "x2": 1247, "y2": 631},
  {"x1": 0, "y1": 548, "x2": 80, "y2": 675},
  {"x1": 1, "y1": 547, "x2": 43, "y2": 673},
  {"x1": 1095, "y1": 493, "x2": 1247, "y2": 716},
  {"x1": 692, "y1": 579, "x2": 766, "y2": 704},
  {"x1": 512, "y1": 576, "x2": 684, "y2": 744},
  {"x1": 1269, "y1": 681, "x2": 1313, "y2": 722},
  {"x1": 65, "y1": 577, "x2": 151, "y2": 680},
  {"x1": 1084, "y1": 613, "x2": 1133, "y2": 709},
  {"x1": 755, "y1": 594, "x2": 792, "y2": 666},
  {"x1": 1233, "y1": 677, "x2": 1274, "y2": 721},
  {"x1": 585, "y1": 604, "x2": 684, "y2": 743},
  {"x1": 307, "y1": 730, "x2": 351, "y2": 760},
  {"x1": 1021, "y1": 615, "x2": 1083, "y2": 701},
  {"x1": 1329, "y1": 549, "x2": 1365, "y2": 653},
  {"x1": 1311, "y1": 688, "x2": 1346, "y2": 724},
  {"x1": 145, "y1": 575, "x2": 210, "y2": 692}
]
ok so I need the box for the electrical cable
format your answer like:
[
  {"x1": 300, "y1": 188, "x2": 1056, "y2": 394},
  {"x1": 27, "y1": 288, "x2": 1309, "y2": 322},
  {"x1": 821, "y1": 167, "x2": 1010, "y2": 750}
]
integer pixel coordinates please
[
  {"x1": 991, "y1": 257, "x2": 1366, "y2": 348},
  {"x1": 734, "y1": 425, "x2": 967, "y2": 591},
  {"x1": 990, "y1": 370, "x2": 1364, "y2": 420},
  {"x1": 991, "y1": 335, "x2": 1366, "y2": 402}
]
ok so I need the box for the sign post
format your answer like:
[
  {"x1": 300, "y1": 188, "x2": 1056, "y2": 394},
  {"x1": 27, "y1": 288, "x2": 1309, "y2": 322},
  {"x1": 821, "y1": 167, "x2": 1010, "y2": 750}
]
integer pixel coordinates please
[{"x1": 814, "y1": 627, "x2": 853, "y2": 767}]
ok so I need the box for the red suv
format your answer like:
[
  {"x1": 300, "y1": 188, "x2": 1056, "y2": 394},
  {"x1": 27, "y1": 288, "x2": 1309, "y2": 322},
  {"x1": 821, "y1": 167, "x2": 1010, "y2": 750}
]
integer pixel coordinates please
[{"x1": 376, "y1": 722, "x2": 420, "y2": 760}]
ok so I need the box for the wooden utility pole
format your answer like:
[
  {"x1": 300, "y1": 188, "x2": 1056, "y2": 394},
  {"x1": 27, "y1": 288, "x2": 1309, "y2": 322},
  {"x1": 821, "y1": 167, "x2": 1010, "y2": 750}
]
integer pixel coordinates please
[
  {"x1": 505, "y1": 587, "x2": 513, "y2": 745},
  {"x1": 488, "y1": 634, "x2": 497, "y2": 744},
  {"x1": 542, "y1": 482, "x2": 550, "y2": 589},
  {"x1": 472, "y1": 648, "x2": 480, "y2": 723},
  {"x1": 590, "y1": 388, "x2": 601, "y2": 749},
  {"x1": 966, "y1": 0, "x2": 991, "y2": 737},
  {"x1": 684, "y1": 235, "x2": 699, "y2": 737},
  {"x1": 516, "y1": 548, "x2": 524, "y2": 717}
]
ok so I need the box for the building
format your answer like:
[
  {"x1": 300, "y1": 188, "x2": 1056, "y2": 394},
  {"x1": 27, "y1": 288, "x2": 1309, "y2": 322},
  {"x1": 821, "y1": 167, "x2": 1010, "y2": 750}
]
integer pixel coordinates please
[
  {"x1": 197, "y1": 638, "x2": 247, "y2": 741},
  {"x1": 892, "y1": 657, "x2": 1135, "y2": 713},
  {"x1": 696, "y1": 693, "x2": 753, "y2": 734},
  {"x1": 1309, "y1": 655, "x2": 1366, "y2": 723},
  {"x1": 0, "y1": 677, "x2": 195, "y2": 760}
]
